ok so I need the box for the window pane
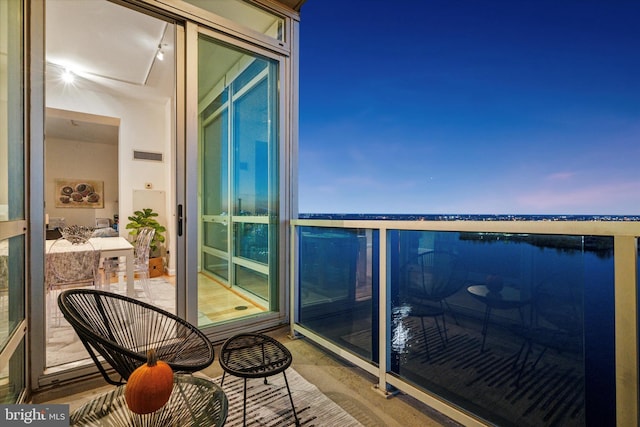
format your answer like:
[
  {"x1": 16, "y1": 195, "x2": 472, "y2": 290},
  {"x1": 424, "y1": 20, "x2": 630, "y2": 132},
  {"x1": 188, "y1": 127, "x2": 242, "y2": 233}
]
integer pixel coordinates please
[
  {"x1": 233, "y1": 63, "x2": 271, "y2": 217},
  {"x1": 198, "y1": 33, "x2": 279, "y2": 322},
  {"x1": 235, "y1": 264, "x2": 268, "y2": 301},
  {"x1": 0, "y1": 0, "x2": 24, "y2": 221},
  {"x1": 203, "y1": 253, "x2": 228, "y2": 281},
  {"x1": 202, "y1": 108, "x2": 228, "y2": 216},
  {"x1": 0, "y1": 236, "x2": 25, "y2": 353},
  {"x1": 298, "y1": 227, "x2": 379, "y2": 361},
  {"x1": 0, "y1": 338, "x2": 24, "y2": 403},
  {"x1": 203, "y1": 221, "x2": 227, "y2": 252},
  {"x1": 235, "y1": 222, "x2": 268, "y2": 264}
]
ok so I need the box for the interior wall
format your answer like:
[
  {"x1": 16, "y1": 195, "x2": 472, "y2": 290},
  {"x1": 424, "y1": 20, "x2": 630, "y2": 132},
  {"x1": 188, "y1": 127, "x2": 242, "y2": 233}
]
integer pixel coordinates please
[
  {"x1": 45, "y1": 79, "x2": 175, "y2": 273},
  {"x1": 45, "y1": 137, "x2": 118, "y2": 227}
]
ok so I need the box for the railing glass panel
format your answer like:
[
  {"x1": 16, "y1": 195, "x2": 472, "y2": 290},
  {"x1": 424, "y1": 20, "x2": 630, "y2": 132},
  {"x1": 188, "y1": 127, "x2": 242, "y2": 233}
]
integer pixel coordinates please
[
  {"x1": 298, "y1": 227, "x2": 379, "y2": 362},
  {"x1": 388, "y1": 230, "x2": 615, "y2": 426}
]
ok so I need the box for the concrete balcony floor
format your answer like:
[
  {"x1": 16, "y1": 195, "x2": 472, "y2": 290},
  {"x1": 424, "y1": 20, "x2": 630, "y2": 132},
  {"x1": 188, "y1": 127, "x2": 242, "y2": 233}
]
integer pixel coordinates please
[{"x1": 45, "y1": 325, "x2": 460, "y2": 427}]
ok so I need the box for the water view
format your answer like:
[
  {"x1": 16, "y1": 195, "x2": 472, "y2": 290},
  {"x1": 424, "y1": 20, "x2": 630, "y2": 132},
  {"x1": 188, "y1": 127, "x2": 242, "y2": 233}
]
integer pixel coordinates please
[{"x1": 295, "y1": 218, "x2": 623, "y2": 426}]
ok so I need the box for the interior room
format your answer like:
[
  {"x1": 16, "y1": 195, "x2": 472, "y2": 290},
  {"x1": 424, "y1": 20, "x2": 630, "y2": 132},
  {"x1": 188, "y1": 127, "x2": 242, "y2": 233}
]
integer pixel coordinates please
[{"x1": 43, "y1": 0, "x2": 267, "y2": 371}]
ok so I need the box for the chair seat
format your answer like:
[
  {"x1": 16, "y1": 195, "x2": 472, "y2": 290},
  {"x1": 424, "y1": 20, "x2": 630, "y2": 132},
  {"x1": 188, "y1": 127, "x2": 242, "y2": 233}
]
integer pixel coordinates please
[
  {"x1": 220, "y1": 333, "x2": 292, "y2": 379},
  {"x1": 410, "y1": 301, "x2": 445, "y2": 318}
]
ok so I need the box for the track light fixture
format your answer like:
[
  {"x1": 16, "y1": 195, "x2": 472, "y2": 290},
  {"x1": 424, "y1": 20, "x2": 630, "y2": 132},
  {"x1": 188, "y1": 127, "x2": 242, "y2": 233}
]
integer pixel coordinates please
[{"x1": 61, "y1": 68, "x2": 75, "y2": 84}]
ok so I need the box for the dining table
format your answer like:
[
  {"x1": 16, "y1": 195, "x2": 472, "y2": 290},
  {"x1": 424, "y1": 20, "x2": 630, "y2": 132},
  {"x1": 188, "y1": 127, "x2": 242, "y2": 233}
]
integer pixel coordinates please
[{"x1": 46, "y1": 237, "x2": 135, "y2": 296}]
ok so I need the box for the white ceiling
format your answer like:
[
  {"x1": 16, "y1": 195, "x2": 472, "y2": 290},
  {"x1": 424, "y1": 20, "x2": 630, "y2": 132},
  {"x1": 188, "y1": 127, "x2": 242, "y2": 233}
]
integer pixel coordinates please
[
  {"x1": 45, "y1": 0, "x2": 175, "y2": 143},
  {"x1": 46, "y1": 2, "x2": 162, "y2": 85},
  {"x1": 46, "y1": 116, "x2": 120, "y2": 145},
  {"x1": 44, "y1": 0, "x2": 302, "y2": 143},
  {"x1": 46, "y1": 0, "x2": 174, "y2": 97}
]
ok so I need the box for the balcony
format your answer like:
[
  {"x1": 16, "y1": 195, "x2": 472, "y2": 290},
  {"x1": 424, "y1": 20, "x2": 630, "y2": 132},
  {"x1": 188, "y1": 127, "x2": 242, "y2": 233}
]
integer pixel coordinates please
[
  {"x1": 39, "y1": 218, "x2": 638, "y2": 426},
  {"x1": 49, "y1": 326, "x2": 454, "y2": 427},
  {"x1": 290, "y1": 218, "x2": 639, "y2": 426}
]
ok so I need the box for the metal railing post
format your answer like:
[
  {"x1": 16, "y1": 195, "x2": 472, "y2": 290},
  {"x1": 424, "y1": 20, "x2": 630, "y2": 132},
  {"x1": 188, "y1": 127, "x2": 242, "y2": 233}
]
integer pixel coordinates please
[
  {"x1": 614, "y1": 235, "x2": 638, "y2": 426},
  {"x1": 377, "y1": 226, "x2": 390, "y2": 394}
]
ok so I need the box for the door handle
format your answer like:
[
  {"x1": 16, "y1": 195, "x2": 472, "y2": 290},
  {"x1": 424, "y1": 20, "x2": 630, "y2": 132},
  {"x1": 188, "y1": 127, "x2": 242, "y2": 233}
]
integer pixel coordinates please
[{"x1": 177, "y1": 204, "x2": 183, "y2": 236}]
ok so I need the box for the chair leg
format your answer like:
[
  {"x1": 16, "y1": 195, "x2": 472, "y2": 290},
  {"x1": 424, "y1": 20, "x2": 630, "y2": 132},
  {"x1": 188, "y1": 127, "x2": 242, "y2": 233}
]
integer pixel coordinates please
[
  {"x1": 480, "y1": 306, "x2": 492, "y2": 352},
  {"x1": 433, "y1": 315, "x2": 446, "y2": 349},
  {"x1": 139, "y1": 271, "x2": 154, "y2": 304},
  {"x1": 282, "y1": 371, "x2": 299, "y2": 426},
  {"x1": 420, "y1": 317, "x2": 430, "y2": 360},
  {"x1": 514, "y1": 340, "x2": 532, "y2": 386},
  {"x1": 443, "y1": 299, "x2": 460, "y2": 325},
  {"x1": 102, "y1": 263, "x2": 113, "y2": 290}
]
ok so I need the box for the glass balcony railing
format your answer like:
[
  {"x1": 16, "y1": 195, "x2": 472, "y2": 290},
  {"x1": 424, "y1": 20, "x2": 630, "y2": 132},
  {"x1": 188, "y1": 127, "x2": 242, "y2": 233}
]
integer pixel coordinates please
[{"x1": 291, "y1": 220, "x2": 638, "y2": 427}]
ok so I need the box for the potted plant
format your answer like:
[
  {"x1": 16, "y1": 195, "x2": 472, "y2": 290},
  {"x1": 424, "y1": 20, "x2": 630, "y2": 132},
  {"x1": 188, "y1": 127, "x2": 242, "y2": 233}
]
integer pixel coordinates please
[{"x1": 126, "y1": 208, "x2": 167, "y2": 277}]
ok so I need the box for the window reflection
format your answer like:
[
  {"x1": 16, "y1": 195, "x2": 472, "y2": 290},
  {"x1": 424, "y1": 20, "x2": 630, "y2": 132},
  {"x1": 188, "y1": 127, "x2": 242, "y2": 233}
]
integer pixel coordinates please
[
  {"x1": 298, "y1": 228, "x2": 379, "y2": 361},
  {"x1": 0, "y1": 339, "x2": 24, "y2": 404},
  {"x1": 387, "y1": 231, "x2": 613, "y2": 427},
  {"x1": 0, "y1": 0, "x2": 25, "y2": 222},
  {"x1": 0, "y1": 237, "x2": 24, "y2": 353},
  {"x1": 296, "y1": 229, "x2": 616, "y2": 426}
]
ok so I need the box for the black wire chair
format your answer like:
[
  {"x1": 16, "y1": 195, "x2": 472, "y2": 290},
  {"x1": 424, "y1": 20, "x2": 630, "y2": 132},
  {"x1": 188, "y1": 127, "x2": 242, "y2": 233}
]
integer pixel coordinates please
[
  {"x1": 403, "y1": 250, "x2": 468, "y2": 358},
  {"x1": 58, "y1": 289, "x2": 215, "y2": 385}
]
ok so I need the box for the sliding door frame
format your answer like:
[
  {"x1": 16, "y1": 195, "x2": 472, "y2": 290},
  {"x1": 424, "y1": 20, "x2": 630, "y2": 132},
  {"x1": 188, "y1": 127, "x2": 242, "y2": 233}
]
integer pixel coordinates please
[
  {"x1": 183, "y1": 22, "x2": 292, "y2": 339},
  {"x1": 28, "y1": 0, "x2": 298, "y2": 394}
]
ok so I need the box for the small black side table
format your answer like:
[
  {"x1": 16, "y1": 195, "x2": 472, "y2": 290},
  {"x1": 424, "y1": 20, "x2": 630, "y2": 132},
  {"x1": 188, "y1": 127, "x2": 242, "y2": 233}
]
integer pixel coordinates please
[
  {"x1": 219, "y1": 333, "x2": 299, "y2": 426},
  {"x1": 467, "y1": 284, "x2": 530, "y2": 352}
]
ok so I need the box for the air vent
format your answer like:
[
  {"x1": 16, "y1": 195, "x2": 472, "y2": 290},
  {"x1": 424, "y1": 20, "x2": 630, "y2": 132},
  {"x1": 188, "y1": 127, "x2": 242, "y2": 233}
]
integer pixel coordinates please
[{"x1": 133, "y1": 150, "x2": 163, "y2": 162}]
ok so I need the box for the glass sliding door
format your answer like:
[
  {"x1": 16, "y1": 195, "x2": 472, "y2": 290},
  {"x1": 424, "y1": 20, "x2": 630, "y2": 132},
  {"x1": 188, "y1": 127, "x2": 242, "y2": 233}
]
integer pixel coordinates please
[
  {"x1": 43, "y1": 0, "x2": 177, "y2": 370},
  {"x1": 0, "y1": 0, "x2": 27, "y2": 403},
  {"x1": 197, "y1": 34, "x2": 279, "y2": 325}
]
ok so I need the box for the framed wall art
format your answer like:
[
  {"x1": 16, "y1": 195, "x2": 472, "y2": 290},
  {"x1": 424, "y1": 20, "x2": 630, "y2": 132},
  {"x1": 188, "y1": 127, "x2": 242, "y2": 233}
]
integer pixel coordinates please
[{"x1": 55, "y1": 179, "x2": 104, "y2": 208}]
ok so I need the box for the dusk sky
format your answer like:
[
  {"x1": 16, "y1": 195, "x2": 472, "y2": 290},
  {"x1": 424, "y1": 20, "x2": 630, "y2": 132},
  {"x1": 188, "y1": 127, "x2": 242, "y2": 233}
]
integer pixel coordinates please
[{"x1": 298, "y1": 1, "x2": 640, "y2": 216}]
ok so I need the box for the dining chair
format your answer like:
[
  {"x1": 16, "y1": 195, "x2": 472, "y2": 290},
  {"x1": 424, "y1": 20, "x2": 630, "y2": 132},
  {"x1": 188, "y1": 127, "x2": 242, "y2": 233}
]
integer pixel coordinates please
[
  {"x1": 46, "y1": 226, "x2": 102, "y2": 335},
  {"x1": 103, "y1": 227, "x2": 155, "y2": 303}
]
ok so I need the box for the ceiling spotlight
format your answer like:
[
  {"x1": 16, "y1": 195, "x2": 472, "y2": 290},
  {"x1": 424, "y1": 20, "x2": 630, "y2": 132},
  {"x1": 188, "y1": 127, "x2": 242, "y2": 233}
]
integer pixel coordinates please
[
  {"x1": 156, "y1": 50, "x2": 164, "y2": 61},
  {"x1": 61, "y1": 68, "x2": 75, "y2": 84}
]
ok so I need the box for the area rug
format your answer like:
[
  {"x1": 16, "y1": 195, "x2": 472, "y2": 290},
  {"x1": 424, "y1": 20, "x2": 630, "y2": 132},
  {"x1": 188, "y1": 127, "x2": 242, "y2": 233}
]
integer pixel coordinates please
[{"x1": 212, "y1": 368, "x2": 363, "y2": 427}]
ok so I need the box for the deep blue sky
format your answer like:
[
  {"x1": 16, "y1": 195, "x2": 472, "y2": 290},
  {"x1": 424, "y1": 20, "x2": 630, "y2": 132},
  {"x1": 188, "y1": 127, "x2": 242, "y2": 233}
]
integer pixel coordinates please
[{"x1": 298, "y1": 1, "x2": 640, "y2": 215}]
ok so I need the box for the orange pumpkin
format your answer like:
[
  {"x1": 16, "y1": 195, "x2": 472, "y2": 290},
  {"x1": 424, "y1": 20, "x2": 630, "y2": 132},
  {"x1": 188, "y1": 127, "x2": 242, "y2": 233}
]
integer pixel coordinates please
[{"x1": 125, "y1": 348, "x2": 174, "y2": 414}]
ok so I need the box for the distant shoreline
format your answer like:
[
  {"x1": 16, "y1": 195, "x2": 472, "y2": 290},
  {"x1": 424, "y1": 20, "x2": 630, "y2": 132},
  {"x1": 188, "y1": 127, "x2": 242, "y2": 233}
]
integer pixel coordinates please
[{"x1": 299, "y1": 213, "x2": 640, "y2": 222}]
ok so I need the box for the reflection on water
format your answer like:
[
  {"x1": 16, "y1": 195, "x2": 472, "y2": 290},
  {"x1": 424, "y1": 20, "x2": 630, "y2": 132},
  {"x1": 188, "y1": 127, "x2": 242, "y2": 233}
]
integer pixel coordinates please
[{"x1": 391, "y1": 304, "x2": 412, "y2": 356}]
